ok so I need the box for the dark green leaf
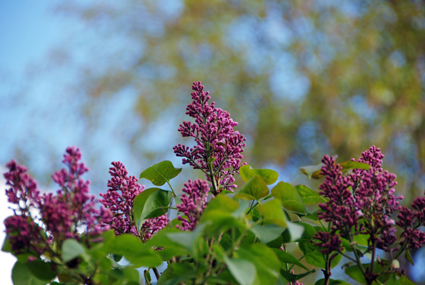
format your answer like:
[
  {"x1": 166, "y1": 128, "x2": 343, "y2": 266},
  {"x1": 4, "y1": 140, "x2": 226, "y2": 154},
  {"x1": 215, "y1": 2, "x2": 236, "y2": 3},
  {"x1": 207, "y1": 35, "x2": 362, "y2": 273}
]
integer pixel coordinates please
[
  {"x1": 112, "y1": 254, "x2": 122, "y2": 262},
  {"x1": 25, "y1": 259, "x2": 56, "y2": 281},
  {"x1": 2, "y1": 235, "x2": 11, "y2": 253},
  {"x1": 272, "y1": 182, "x2": 306, "y2": 214},
  {"x1": 299, "y1": 163, "x2": 324, "y2": 179},
  {"x1": 405, "y1": 249, "x2": 414, "y2": 266},
  {"x1": 315, "y1": 279, "x2": 351, "y2": 285},
  {"x1": 257, "y1": 199, "x2": 288, "y2": 227},
  {"x1": 399, "y1": 276, "x2": 416, "y2": 285},
  {"x1": 272, "y1": 249, "x2": 308, "y2": 270},
  {"x1": 157, "y1": 262, "x2": 197, "y2": 285},
  {"x1": 339, "y1": 161, "x2": 371, "y2": 171},
  {"x1": 240, "y1": 165, "x2": 278, "y2": 185},
  {"x1": 345, "y1": 265, "x2": 367, "y2": 284},
  {"x1": 224, "y1": 257, "x2": 256, "y2": 285},
  {"x1": 250, "y1": 224, "x2": 285, "y2": 244},
  {"x1": 235, "y1": 176, "x2": 269, "y2": 200},
  {"x1": 295, "y1": 185, "x2": 327, "y2": 205},
  {"x1": 387, "y1": 275, "x2": 401, "y2": 285},
  {"x1": 139, "y1": 160, "x2": 182, "y2": 186},
  {"x1": 133, "y1": 188, "x2": 172, "y2": 230},
  {"x1": 12, "y1": 261, "x2": 45, "y2": 285},
  {"x1": 62, "y1": 239, "x2": 85, "y2": 263},
  {"x1": 280, "y1": 269, "x2": 315, "y2": 282},
  {"x1": 200, "y1": 210, "x2": 246, "y2": 238}
]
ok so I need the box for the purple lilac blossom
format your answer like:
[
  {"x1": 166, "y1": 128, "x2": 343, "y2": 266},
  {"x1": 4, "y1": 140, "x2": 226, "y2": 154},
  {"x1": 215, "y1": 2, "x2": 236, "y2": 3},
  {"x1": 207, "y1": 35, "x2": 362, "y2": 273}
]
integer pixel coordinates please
[
  {"x1": 40, "y1": 147, "x2": 112, "y2": 242},
  {"x1": 396, "y1": 196, "x2": 425, "y2": 249},
  {"x1": 100, "y1": 161, "x2": 168, "y2": 241},
  {"x1": 313, "y1": 146, "x2": 403, "y2": 253},
  {"x1": 173, "y1": 81, "x2": 246, "y2": 193},
  {"x1": 3, "y1": 147, "x2": 111, "y2": 256},
  {"x1": 176, "y1": 179, "x2": 209, "y2": 231}
]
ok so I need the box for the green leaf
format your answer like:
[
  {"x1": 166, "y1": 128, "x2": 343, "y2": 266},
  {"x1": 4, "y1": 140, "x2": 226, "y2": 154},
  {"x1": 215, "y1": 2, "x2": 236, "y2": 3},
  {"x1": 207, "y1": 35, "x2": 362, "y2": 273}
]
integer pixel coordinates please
[
  {"x1": 110, "y1": 234, "x2": 162, "y2": 267},
  {"x1": 272, "y1": 248, "x2": 308, "y2": 270},
  {"x1": 405, "y1": 249, "x2": 414, "y2": 266},
  {"x1": 133, "y1": 188, "x2": 172, "y2": 230},
  {"x1": 272, "y1": 182, "x2": 306, "y2": 214},
  {"x1": 387, "y1": 275, "x2": 401, "y2": 285},
  {"x1": 224, "y1": 257, "x2": 256, "y2": 285},
  {"x1": 345, "y1": 265, "x2": 367, "y2": 284},
  {"x1": 345, "y1": 263, "x2": 388, "y2": 285},
  {"x1": 2, "y1": 235, "x2": 12, "y2": 253},
  {"x1": 295, "y1": 185, "x2": 327, "y2": 205},
  {"x1": 25, "y1": 259, "x2": 56, "y2": 281},
  {"x1": 299, "y1": 163, "x2": 324, "y2": 179},
  {"x1": 280, "y1": 269, "x2": 315, "y2": 282},
  {"x1": 235, "y1": 176, "x2": 269, "y2": 200},
  {"x1": 399, "y1": 276, "x2": 416, "y2": 285},
  {"x1": 157, "y1": 262, "x2": 197, "y2": 285},
  {"x1": 62, "y1": 239, "x2": 85, "y2": 263},
  {"x1": 285, "y1": 222, "x2": 305, "y2": 242},
  {"x1": 200, "y1": 210, "x2": 246, "y2": 237},
  {"x1": 257, "y1": 199, "x2": 288, "y2": 227},
  {"x1": 339, "y1": 161, "x2": 371, "y2": 171},
  {"x1": 12, "y1": 261, "x2": 45, "y2": 285},
  {"x1": 202, "y1": 194, "x2": 239, "y2": 215},
  {"x1": 315, "y1": 279, "x2": 351, "y2": 285},
  {"x1": 236, "y1": 244, "x2": 280, "y2": 285},
  {"x1": 240, "y1": 165, "x2": 279, "y2": 185},
  {"x1": 250, "y1": 224, "x2": 285, "y2": 244},
  {"x1": 139, "y1": 160, "x2": 182, "y2": 186},
  {"x1": 167, "y1": 223, "x2": 208, "y2": 258}
]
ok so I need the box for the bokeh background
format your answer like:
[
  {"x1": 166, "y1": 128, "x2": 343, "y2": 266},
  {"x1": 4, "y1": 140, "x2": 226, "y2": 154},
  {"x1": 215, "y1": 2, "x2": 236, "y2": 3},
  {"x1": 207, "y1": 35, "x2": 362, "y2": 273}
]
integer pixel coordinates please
[{"x1": 1, "y1": 0, "x2": 425, "y2": 284}]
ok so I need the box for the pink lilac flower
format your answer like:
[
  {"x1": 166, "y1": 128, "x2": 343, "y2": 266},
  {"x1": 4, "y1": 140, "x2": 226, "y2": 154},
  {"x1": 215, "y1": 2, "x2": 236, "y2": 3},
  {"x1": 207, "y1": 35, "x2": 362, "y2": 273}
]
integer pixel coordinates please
[
  {"x1": 3, "y1": 147, "x2": 111, "y2": 256},
  {"x1": 173, "y1": 81, "x2": 246, "y2": 194},
  {"x1": 396, "y1": 196, "x2": 425, "y2": 249},
  {"x1": 40, "y1": 147, "x2": 112, "y2": 242},
  {"x1": 100, "y1": 161, "x2": 167, "y2": 241},
  {"x1": 176, "y1": 179, "x2": 209, "y2": 231},
  {"x1": 313, "y1": 146, "x2": 403, "y2": 253}
]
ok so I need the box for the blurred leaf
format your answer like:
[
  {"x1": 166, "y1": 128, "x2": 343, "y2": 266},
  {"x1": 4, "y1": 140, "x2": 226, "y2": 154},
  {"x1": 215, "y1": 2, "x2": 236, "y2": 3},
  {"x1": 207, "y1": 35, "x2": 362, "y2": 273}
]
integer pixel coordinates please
[
  {"x1": 224, "y1": 257, "x2": 256, "y2": 285},
  {"x1": 300, "y1": 163, "x2": 324, "y2": 179},
  {"x1": 272, "y1": 182, "x2": 306, "y2": 214},
  {"x1": 62, "y1": 239, "x2": 85, "y2": 263},
  {"x1": 240, "y1": 165, "x2": 278, "y2": 185},
  {"x1": 315, "y1": 279, "x2": 351, "y2": 285},
  {"x1": 339, "y1": 161, "x2": 371, "y2": 171},
  {"x1": 25, "y1": 259, "x2": 56, "y2": 281},
  {"x1": 139, "y1": 161, "x2": 182, "y2": 186},
  {"x1": 235, "y1": 176, "x2": 269, "y2": 200},
  {"x1": 202, "y1": 194, "x2": 239, "y2": 215},
  {"x1": 272, "y1": 248, "x2": 308, "y2": 270},
  {"x1": 250, "y1": 224, "x2": 285, "y2": 244},
  {"x1": 12, "y1": 261, "x2": 45, "y2": 285},
  {"x1": 405, "y1": 249, "x2": 414, "y2": 266},
  {"x1": 399, "y1": 276, "x2": 416, "y2": 285},
  {"x1": 2, "y1": 235, "x2": 11, "y2": 253}
]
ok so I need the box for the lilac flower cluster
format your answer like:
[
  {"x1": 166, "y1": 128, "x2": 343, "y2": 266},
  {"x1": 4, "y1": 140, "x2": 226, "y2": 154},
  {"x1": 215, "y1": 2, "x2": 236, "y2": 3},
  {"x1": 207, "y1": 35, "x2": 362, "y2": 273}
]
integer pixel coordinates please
[
  {"x1": 313, "y1": 146, "x2": 403, "y2": 253},
  {"x1": 176, "y1": 179, "x2": 209, "y2": 231},
  {"x1": 173, "y1": 81, "x2": 246, "y2": 194},
  {"x1": 4, "y1": 147, "x2": 111, "y2": 256},
  {"x1": 100, "y1": 161, "x2": 168, "y2": 241},
  {"x1": 396, "y1": 196, "x2": 425, "y2": 249},
  {"x1": 41, "y1": 147, "x2": 112, "y2": 242}
]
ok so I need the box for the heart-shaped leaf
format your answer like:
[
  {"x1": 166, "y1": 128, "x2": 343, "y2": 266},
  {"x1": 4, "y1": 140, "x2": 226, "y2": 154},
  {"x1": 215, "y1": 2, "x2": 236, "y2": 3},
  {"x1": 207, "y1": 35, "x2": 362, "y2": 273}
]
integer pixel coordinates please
[
  {"x1": 140, "y1": 160, "x2": 182, "y2": 186},
  {"x1": 240, "y1": 165, "x2": 278, "y2": 185}
]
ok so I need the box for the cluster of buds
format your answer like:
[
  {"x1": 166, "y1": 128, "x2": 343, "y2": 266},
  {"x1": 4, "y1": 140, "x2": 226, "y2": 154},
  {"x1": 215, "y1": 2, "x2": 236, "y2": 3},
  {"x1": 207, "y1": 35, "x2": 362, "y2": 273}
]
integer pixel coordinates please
[
  {"x1": 396, "y1": 195, "x2": 425, "y2": 249},
  {"x1": 173, "y1": 81, "x2": 246, "y2": 194},
  {"x1": 100, "y1": 161, "x2": 167, "y2": 242},
  {"x1": 4, "y1": 147, "x2": 111, "y2": 257},
  {"x1": 176, "y1": 179, "x2": 209, "y2": 231},
  {"x1": 313, "y1": 146, "x2": 404, "y2": 253}
]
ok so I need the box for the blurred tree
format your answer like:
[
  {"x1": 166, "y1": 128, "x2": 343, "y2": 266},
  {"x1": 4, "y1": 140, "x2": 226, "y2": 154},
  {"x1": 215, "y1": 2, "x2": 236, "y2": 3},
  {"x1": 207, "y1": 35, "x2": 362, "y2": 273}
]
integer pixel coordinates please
[
  {"x1": 5, "y1": 0, "x2": 425, "y2": 283},
  {"x1": 50, "y1": 0, "x2": 425, "y2": 195}
]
